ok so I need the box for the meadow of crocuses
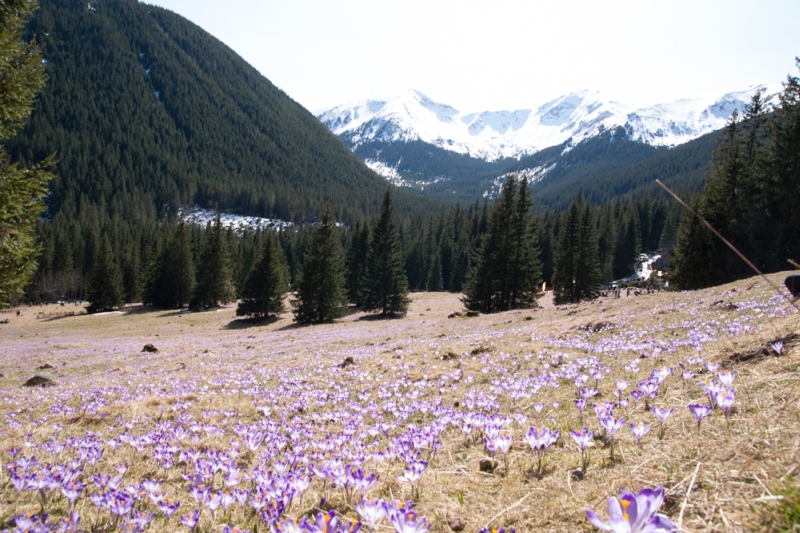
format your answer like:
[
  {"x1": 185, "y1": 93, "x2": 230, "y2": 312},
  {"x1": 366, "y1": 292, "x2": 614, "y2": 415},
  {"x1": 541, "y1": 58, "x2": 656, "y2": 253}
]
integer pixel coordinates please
[{"x1": 1, "y1": 273, "x2": 798, "y2": 533}]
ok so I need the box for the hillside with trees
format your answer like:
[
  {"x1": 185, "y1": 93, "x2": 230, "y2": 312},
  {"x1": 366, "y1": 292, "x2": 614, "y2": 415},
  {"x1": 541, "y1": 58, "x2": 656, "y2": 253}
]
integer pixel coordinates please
[{"x1": 7, "y1": 0, "x2": 433, "y2": 226}]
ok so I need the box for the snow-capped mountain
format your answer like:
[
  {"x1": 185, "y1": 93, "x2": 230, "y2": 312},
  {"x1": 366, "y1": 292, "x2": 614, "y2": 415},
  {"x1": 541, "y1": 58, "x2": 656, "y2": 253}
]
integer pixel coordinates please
[{"x1": 317, "y1": 84, "x2": 781, "y2": 163}]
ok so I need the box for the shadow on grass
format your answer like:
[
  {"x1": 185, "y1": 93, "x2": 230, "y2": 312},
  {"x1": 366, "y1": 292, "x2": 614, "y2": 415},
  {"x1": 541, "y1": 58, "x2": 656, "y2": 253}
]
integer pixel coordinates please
[
  {"x1": 42, "y1": 311, "x2": 88, "y2": 322},
  {"x1": 121, "y1": 305, "x2": 189, "y2": 318},
  {"x1": 357, "y1": 312, "x2": 404, "y2": 321},
  {"x1": 224, "y1": 315, "x2": 282, "y2": 330}
]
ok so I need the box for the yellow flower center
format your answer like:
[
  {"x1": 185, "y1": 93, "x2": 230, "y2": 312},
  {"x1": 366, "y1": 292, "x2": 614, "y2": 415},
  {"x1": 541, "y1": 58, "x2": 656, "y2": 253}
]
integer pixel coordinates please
[{"x1": 621, "y1": 500, "x2": 631, "y2": 522}]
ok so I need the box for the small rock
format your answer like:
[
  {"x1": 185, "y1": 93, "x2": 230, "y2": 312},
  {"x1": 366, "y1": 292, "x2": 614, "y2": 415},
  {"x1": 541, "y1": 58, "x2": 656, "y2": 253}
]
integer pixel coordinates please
[
  {"x1": 448, "y1": 311, "x2": 462, "y2": 319},
  {"x1": 571, "y1": 469, "x2": 584, "y2": 481},
  {"x1": 465, "y1": 310, "x2": 480, "y2": 317},
  {"x1": 447, "y1": 517, "x2": 466, "y2": 531},
  {"x1": 479, "y1": 459, "x2": 497, "y2": 473},
  {"x1": 142, "y1": 344, "x2": 159, "y2": 353},
  {"x1": 453, "y1": 401, "x2": 460, "y2": 408},
  {"x1": 24, "y1": 374, "x2": 55, "y2": 387},
  {"x1": 36, "y1": 363, "x2": 54, "y2": 370},
  {"x1": 339, "y1": 356, "x2": 355, "y2": 368},
  {"x1": 441, "y1": 351, "x2": 458, "y2": 361},
  {"x1": 524, "y1": 316, "x2": 533, "y2": 321}
]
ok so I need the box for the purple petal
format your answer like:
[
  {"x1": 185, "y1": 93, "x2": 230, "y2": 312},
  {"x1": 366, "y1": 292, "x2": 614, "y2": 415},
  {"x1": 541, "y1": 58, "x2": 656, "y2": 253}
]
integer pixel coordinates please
[
  {"x1": 607, "y1": 497, "x2": 631, "y2": 532},
  {"x1": 586, "y1": 510, "x2": 613, "y2": 531}
]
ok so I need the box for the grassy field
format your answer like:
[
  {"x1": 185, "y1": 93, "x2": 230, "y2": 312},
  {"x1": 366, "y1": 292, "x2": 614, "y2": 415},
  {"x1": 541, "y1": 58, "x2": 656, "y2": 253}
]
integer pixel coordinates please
[{"x1": 1, "y1": 273, "x2": 798, "y2": 533}]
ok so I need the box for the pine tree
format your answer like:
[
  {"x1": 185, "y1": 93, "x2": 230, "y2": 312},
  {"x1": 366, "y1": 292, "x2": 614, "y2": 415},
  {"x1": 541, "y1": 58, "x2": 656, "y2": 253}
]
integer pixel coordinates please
[
  {"x1": 150, "y1": 224, "x2": 195, "y2": 308},
  {"x1": 0, "y1": 0, "x2": 54, "y2": 306},
  {"x1": 762, "y1": 65, "x2": 800, "y2": 270},
  {"x1": 362, "y1": 188, "x2": 410, "y2": 317},
  {"x1": 463, "y1": 174, "x2": 542, "y2": 312},
  {"x1": 294, "y1": 205, "x2": 348, "y2": 324},
  {"x1": 673, "y1": 110, "x2": 750, "y2": 288},
  {"x1": 507, "y1": 175, "x2": 543, "y2": 308},
  {"x1": 122, "y1": 247, "x2": 140, "y2": 303},
  {"x1": 194, "y1": 214, "x2": 234, "y2": 308},
  {"x1": 85, "y1": 234, "x2": 124, "y2": 312},
  {"x1": 344, "y1": 220, "x2": 370, "y2": 305},
  {"x1": 671, "y1": 197, "x2": 716, "y2": 290},
  {"x1": 575, "y1": 202, "x2": 601, "y2": 300},
  {"x1": 237, "y1": 235, "x2": 286, "y2": 318},
  {"x1": 426, "y1": 250, "x2": 443, "y2": 291},
  {"x1": 552, "y1": 193, "x2": 600, "y2": 304}
]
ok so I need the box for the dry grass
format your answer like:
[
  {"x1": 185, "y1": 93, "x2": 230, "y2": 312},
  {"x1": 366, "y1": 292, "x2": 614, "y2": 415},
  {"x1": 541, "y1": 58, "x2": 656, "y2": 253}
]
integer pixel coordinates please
[{"x1": 1, "y1": 273, "x2": 799, "y2": 532}]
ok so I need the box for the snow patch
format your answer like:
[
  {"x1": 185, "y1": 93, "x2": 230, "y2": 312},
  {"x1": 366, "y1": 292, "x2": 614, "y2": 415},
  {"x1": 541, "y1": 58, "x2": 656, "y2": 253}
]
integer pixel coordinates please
[
  {"x1": 178, "y1": 206, "x2": 292, "y2": 234},
  {"x1": 364, "y1": 159, "x2": 408, "y2": 188}
]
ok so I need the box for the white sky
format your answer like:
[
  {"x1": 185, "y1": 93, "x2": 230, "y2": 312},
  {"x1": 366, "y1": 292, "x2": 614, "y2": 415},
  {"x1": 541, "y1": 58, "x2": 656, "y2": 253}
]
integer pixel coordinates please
[{"x1": 145, "y1": 0, "x2": 800, "y2": 114}]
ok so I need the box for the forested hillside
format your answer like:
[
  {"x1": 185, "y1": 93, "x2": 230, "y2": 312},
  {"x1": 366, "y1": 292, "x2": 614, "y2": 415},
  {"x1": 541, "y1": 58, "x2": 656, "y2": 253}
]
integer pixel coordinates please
[
  {"x1": 529, "y1": 128, "x2": 719, "y2": 209},
  {"x1": 8, "y1": 0, "x2": 427, "y2": 225},
  {"x1": 354, "y1": 126, "x2": 718, "y2": 209}
]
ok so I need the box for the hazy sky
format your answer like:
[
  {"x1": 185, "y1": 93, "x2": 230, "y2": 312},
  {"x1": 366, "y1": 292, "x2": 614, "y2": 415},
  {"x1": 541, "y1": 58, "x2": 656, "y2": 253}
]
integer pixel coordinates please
[{"x1": 146, "y1": 0, "x2": 800, "y2": 113}]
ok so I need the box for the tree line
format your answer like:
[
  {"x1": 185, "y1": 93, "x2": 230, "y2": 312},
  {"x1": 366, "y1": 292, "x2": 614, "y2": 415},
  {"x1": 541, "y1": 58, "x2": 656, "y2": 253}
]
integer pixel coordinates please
[
  {"x1": 673, "y1": 66, "x2": 800, "y2": 288},
  {"x1": 28, "y1": 178, "x2": 684, "y2": 316}
]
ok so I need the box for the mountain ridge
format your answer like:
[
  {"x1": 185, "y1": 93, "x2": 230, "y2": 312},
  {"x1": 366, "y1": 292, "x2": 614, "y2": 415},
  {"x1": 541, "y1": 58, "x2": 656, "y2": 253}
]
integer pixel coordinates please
[{"x1": 317, "y1": 83, "x2": 782, "y2": 163}]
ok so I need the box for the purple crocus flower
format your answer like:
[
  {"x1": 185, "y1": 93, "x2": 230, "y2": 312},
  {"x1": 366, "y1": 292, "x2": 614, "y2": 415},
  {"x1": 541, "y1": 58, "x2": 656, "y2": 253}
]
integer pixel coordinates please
[
  {"x1": 158, "y1": 498, "x2": 181, "y2": 521},
  {"x1": 649, "y1": 406, "x2": 675, "y2": 440},
  {"x1": 629, "y1": 421, "x2": 651, "y2": 449},
  {"x1": 717, "y1": 370, "x2": 736, "y2": 387},
  {"x1": 108, "y1": 492, "x2": 134, "y2": 517},
  {"x1": 180, "y1": 509, "x2": 200, "y2": 533},
  {"x1": 59, "y1": 510, "x2": 81, "y2": 533},
  {"x1": 301, "y1": 510, "x2": 341, "y2": 533},
  {"x1": 355, "y1": 498, "x2": 385, "y2": 532},
  {"x1": 771, "y1": 341, "x2": 784, "y2": 355},
  {"x1": 389, "y1": 510, "x2": 430, "y2": 533},
  {"x1": 599, "y1": 416, "x2": 625, "y2": 457},
  {"x1": 575, "y1": 399, "x2": 588, "y2": 421},
  {"x1": 478, "y1": 528, "x2": 515, "y2": 533},
  {"x1": 524, "y1": 426, "x2": 559, "y2": 476},
  {"x1": 570, "y1": 427, "x2": 594, "y2": 471},
  {"x1": 61, "y1": 480, "x2": 84, "y2": 507},
  {"x1": 688, "y1": 404, "x2": 712, "y2": 433},
  {"x1": 715, "y1": 388, "x2": 736, "y2": 426},
  {"x1": 587, "y1": 486, "x2": 677, "y2": 532},
  {"x1": 221, "y1": 526, "x2": 250, "y2": 533}
]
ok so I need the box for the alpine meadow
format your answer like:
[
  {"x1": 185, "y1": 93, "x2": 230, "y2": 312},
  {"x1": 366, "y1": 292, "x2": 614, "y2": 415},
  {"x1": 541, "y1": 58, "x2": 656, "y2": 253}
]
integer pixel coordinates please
[{"x1": 1, "y1": 1, "x2": 799, "y2": 533}]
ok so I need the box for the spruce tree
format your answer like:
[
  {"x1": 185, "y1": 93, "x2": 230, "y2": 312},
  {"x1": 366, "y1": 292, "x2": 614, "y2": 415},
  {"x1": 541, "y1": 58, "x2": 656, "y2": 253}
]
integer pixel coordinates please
[
  {"x1": 463, "y1": 174, "x2": 542, "y2": 312},
  {"x1": 149, "y1": 224, "x2": 195, "y2": 308},
  {"x1": 344, "y1": 220, "x2": 370, "y2": 306},
  {"x1": 362, "y1": 188, "x2": 410, "y2": 317},
  {"x1": 85, "y1": 234, "x2": 124, "y2": 312},
  {"x1": 552, "y1": 193, "x2": 600, "y2": 304},
  {"x1": 294, "y1": 205, "x2": 348, "y2": 324},
  {"x1": 426, "y1": 250, "x2": 443, "y2": 292},
  {"x1": 122, "y1": 247, "x2": 140, "y2": 303},
  {"x1": 507, "y1": 175, "x2": 543, "y2": 308},
  {"x1": 0, "y1": 0, "x2": 54, "y2": 305},
  {"x1": 237, "y1": 235, "x2": 286, "y2": 318},
  {"x1": 575, "y1": 202, "x2": 601, "y2": 300},
  {"x1": 194, "y1": 214, "x2": 235, "y2": 308}
]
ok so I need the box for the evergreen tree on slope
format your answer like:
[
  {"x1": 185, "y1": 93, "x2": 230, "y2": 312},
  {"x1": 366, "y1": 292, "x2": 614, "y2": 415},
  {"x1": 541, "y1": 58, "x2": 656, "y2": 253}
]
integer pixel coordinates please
[
  {"x1": 149, "y1": 224, "x2": 195, "y2": 308},
  {"x1": 86, "y1": 234, "x2": 124, "y2": 312},
  {"x1": 552, "y1": 193, "x2": 600, "y2": 304},
  {"x1": 344, "y1": 220, "x2": 370, "y2": 306},
  {"x1": 294, "y1": 205, "x2": 348, "y2": 324},
  {"x1": 463, "y1": 174, "x2": 542, "y2": 312},
  {"x1": 194, "y1": 214, "x2": 235, "y2": 308},
  {"x1": 238, "y1": 234, "x2": 286, "y2": 318},
  {"x1": 362, "y1": 188, "x2": 410, "y2": 317},
  {"x1": 0, "y1": 0, "x2": 54, "y2": 305}
]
